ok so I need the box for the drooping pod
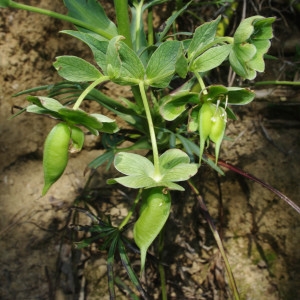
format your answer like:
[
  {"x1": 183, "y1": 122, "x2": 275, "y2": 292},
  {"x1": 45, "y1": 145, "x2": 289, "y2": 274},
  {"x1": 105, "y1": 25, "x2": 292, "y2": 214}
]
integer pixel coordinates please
[
  {"x1": 198, "y1": 102, "x2": 227, "y2": 164},
  {"x1": 42, "y1": 122, "x2": 71, "y2": 195},
  {"x1": 133, "y1": 187, "x2": 171, "y2": 272},
  {"x1": 198, "y1": 102, "x2": 215, "y2": 164},
  {"x1": 209, "y1": 105, "x2": 227, "y2": 162}
]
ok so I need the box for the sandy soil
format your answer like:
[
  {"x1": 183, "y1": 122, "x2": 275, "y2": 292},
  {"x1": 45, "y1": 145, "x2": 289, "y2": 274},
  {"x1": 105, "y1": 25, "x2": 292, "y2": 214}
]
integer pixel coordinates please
[{"x1": 0, "y1": 1, "x2": 300, "y2": 299}]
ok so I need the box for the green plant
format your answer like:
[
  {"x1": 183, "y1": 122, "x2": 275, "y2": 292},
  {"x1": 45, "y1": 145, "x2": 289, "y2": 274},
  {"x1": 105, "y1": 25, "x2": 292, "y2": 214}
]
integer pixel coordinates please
[{"x1": 3, "y1": 0, "x2": 299, "y2": 298}]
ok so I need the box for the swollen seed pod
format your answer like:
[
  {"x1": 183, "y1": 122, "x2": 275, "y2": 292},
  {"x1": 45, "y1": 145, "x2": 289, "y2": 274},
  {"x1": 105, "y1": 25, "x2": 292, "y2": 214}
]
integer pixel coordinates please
[
  {"x1": 198, "y1": 102, "x2": 215, "y2": 164},
  {"x1": 42, "y1": 122, "x2": 71, "y2": 195},
  {"x1": 209, "y1": 106, "x2": 227, "y2": 162},
  {"x1": 133, "y1": 187, "x2": 171, "y2": 272}
]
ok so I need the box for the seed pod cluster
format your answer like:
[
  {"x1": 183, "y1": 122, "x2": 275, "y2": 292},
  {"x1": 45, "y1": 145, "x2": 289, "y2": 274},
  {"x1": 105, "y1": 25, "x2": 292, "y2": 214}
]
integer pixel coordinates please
[
  {"x1": 133, "y1": 187, "x2": 171, "y2": 272},
  {"x1": 199, "y1": 102, "x2": 227, "y2": 163}
]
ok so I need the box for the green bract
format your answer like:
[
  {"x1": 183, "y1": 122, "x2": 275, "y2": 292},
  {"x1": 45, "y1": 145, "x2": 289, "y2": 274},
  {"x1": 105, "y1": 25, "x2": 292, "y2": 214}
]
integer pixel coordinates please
[
  {"x1": 108, "y1": 149, "x2": 198, "y2": 191},
  {"x1": 42, "y1": 122, "x2": 71, "y2": 195},
  {"x1": 229, "y1": 16, "x2": 275, "y2": 79},
  {"x1": 133, "y1": 187, "x2": 171, "y2": 272}
]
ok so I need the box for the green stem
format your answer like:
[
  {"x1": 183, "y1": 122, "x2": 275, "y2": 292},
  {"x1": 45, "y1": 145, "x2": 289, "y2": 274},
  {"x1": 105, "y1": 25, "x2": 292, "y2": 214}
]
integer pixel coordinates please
[
  {"x1": 158, "y1": 228, "x2": 167, "y2": 300},
  {"x1": 8, "y1": 1, "x2": 113, "y2": 40},
  {"x1": 188, "y1": 180, "x2": 240, "y2": 300},
  {"x1": 194, "y1": 72, "x2": 207, "y2": 95},
  {"x1": 73, "y1": 76, "x2": 109, "y2": 110},
  {"x1": 133, "y1": 0, "x2": 144, "y2": 51},
  {"x1": 139, "y1": 81, "x2": 160, "y2": 177},
  {"x1": 118, "y1": 189, "x2": 143, "y2": 230},
  {"x1": 254, "y1": 80, "x2": 300, "y2": 86},
  {"x1": 114, "y1": 0, "x2": 133, "y2": 48},
  {"x1": 147, "y1": 6, "x2": 154, "y2": 46}
]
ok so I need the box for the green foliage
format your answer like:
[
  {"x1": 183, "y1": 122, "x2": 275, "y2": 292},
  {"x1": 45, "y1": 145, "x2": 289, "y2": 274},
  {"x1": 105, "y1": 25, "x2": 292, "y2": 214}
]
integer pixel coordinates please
[
  {"x1": 2, "y1": 0, "x2": 276, "y2": 298},
  {"x1": 53, "y1": 56, "x2": 103, "y2": 81},
  {"x1": 229, "y1": 16, "x2": 276, "y2": 79},
  {"x1": 63, "y1": 0, "x2": 118, "y2": 38}
]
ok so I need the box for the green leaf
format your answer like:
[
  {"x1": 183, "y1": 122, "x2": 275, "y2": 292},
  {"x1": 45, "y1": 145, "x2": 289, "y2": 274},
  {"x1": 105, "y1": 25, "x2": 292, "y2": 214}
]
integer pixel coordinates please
[
  {"x1": 90, "y1": 114, "x2": 119, "y2": 134},
  {"x1": 227, "y1": 87, "x2": 255, "y2": 105},
  {"x1": 252, "y1": 17, "x2": 275, "y2": 40},
  {"x1": 232, "y1": 43, "x2": 256, "y2": 63},
  {"x1": 190, "y1": 44, "x2": 232, "y2": 72},
  {"x1": 201, "y1": 85, "x2": 228, "y2": 102},
  {"x1": 26, "y1": 104, "x2": 52, "y2": 115},
  {"x1": 110, "y1": 175, "x2": 157, "y2": 189},
  {"x1": 61, "y1": 30, "x2": 108, "y2": 70},
  {"x1": 159, "y1": 92, "x2": 198, "y2": 121},
  {"x1": 229, "y1": 49, "x2": 256, "y2": 79},
  {"x1": 118, "y1": 240, "x2": 147, "y2": 299},
  {"x1": 233, "y1": 16, "x2": 260, "y2": 44},
  {"x1": 247, "y1": 40, "x2": 270, "y2": 72},
  {"x1": 159, "y1": 148, "x2": 190, "y2": 170},
  {"x1": 202, "y1": 85, "x2": 255, "y2": 106},
  {"x1": 39, "y1": 97, "x2": 64, "y2": 112},
  {"x1": 175, "y1": 43, "x2": 189, "y2": 78},
  {"x1": 54, "y1": 56, "x2": 103, "y2": 82},
  {"x1": 188, "y1": 16, "x2": 221, "y2": 61},
  {"x1": 111, "y1": 150, "x2": 197, "y2": 190},
  {"x1": 156, "y1": 1, "x2": 192, "y2": 42},
  {"x1": 88, "y1": 150, "x2": 115, "y2": 169},
  {"x1": 105, "y1": 36, "x2": 144, "y2": 85},
  {"x1": 58, "y1": 107, "x2": 102, "y2": 135},
  {"x1": 158, "y1": 149, "x2": 198, "y2": 182},
  {"x1": 145, "y1": 40, "x2": 181, "y2": 88},
  {"x1": 114, "y1": 152, "x2": 154, "y2": 177},
  {"x1": 64, "y1": 0, "x2": 118, "y2": 38}
]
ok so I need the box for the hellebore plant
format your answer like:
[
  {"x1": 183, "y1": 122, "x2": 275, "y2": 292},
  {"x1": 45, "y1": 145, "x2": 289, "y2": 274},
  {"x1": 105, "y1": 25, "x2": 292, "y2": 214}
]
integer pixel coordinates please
[{"x1": 2, "y1": 0, "x2": 290, "y2": 298}]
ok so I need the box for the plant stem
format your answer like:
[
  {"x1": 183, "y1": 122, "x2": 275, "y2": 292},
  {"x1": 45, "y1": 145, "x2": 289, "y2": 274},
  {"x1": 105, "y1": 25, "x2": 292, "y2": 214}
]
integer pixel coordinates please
[
  {"x1": 8, "y1": 1, "x2": 113, "y2": 40},
  {"x1": 188, "y1": 180, "x2": 240, "y2": 300},
  {"x1": 114, "y1": 0, "x2": 133, "y2": 49},
  {"x1": 118, "y1": 189, "x2": 143, "y2": 230},
  {"x1": 158, "y1": 228, "x2": 167, "y2": 300},
  {"x1": 254, "y1": 80, "x2": 300, "y2": 86},
  {"x1": 73, "y1": 76, "x2": 109, "y2": 110},
  {"x1": 194, "y1": 72, "x2": 207, "y2": 95},
  {"x1": 132, "y1": 0, "x2": 144, "y2": 51},
  {"x1": 139, "y1": 81, "x2": 160, "y2": 177},
  {"x1": 147, "y1": 6, "x2": 154, "y2": 46}
]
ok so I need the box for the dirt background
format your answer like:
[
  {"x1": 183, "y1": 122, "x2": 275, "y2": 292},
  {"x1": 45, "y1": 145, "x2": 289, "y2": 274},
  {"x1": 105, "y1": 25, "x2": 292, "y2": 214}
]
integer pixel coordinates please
[{"x1": 0, "y1": 1, "x2": 300, "y2": 299}]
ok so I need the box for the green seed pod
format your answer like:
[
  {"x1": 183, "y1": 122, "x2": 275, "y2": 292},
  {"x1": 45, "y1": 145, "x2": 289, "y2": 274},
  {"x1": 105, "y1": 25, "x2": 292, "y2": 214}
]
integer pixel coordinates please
[
  {"x1": 133, "y1": 187, "x2": 171, "y2": 272},
  {"x1": 209, "y1": 106, "x2": 227, "y2": 162},
  {"x1": 70, "y1": 126, "x2": 85, "y2": 153},
  {"x1": 198, "y1": 102, "x2": 215, "y2": 164},
  {"x1": 42, "y1": 122, "x2": 71, "y2": 195}
]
